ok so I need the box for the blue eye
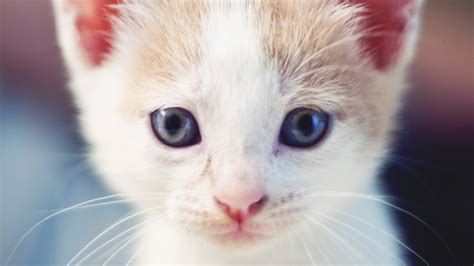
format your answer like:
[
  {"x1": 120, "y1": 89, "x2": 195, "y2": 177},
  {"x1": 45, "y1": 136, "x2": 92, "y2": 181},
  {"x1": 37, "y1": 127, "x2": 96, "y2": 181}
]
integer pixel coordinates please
[
  {"x1": 150, "y1": 107, "x2": 201, "y2": 147},
  {"x1": 279, "y1": 108, "x2": 330, "y2": 148}
]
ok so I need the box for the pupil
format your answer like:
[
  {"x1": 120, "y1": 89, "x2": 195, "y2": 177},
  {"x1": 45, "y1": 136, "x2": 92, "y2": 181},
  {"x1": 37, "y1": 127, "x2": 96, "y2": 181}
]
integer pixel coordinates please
[
  {"x1": 165, "y1": 114, "x2": 182, "y2": 135},
  {"x1": 297, "y1": 114, "x2": 315, "y2": 136}
]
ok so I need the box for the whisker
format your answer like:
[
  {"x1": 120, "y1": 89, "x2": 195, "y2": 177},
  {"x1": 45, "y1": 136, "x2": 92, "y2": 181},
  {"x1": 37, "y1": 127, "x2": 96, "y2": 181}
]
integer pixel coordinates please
[
  {"x1": 102, "y1": 230, "x2": 145, "y2": 266},
  {"x1": 300, "y1": 213, "x2": 360, "y2": 262},
  {"x1": 298, "y1": 185, "x2": 397, "y2": 199},
  {"x1": 284, "y1": 230, "x2": 297, "y2": 259},
  {"x1": 5, "y1": 193, "x2": 165, "y2": 265},
  {"x1": 303, "y1": 191, "x2": 454, "y2": 257},
  {"x1": 93, "y1": 228, "x2": 140, "y2": 264},
  {"x1": 296, "y1": 218, "x2": 332, "y2": 264},
  {"x1": 290, "y1": 213, "x2": 340, "y2": 263},
  {"x1": 296, "y1": 230, "x2": 316, "y2": 265},
  {"x1": 75, "y1": 216, "x2": 158, "y2": 264},
  {"x1": 320, "y1": 216, "x2": 385, "y2": 263},
  {"x1": 125, "y1": 245, "x2": 145, "y2": 266},
  {"x1": 336, "y1": 227, "x2": 385, "y2": 263},
  {"x1": 314, "y1": 230, "x2": 330, "y2": 264},
  {"x1": 41, "y1": 197, "x2": 166, "y2": 212},
  {"x1": 333, "y1": 208, "x2": 422, "y2": 265},
  {"x1": 387, "y1": 154, "x2": 439, "y2": 169},
  {"x1": 385, "y1": 157, "x2": 435, "y2": 195},
  {"x1": 309, "y1": 210, "x2": 413, "y2": 265},
  {"x1": 68, "y1": 205, "x2": 164, "y2": 265},
  {"x1": 121, "y1": 214, "x2": 170, "y2": 265}
]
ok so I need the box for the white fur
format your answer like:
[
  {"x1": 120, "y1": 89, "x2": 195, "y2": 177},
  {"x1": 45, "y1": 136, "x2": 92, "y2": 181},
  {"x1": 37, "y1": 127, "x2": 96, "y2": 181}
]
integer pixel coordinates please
[{"x1": 52, "y1": 0, "x2": 422, "y2": 264}]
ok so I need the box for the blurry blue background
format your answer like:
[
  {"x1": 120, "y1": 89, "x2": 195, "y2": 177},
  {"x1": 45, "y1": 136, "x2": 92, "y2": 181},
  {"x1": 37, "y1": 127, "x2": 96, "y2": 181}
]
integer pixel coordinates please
[
  {"x1": 1, "y1": 84, "x2": 132, "y2": 264},
  {"x1": 1, "y1": 0, "x2": 473, "y2": 264}
]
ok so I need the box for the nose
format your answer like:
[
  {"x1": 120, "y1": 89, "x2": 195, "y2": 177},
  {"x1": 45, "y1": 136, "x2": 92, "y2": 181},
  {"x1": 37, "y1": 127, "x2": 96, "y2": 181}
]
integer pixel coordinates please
[
  {"x1": 214, "y1": 192, "x2": 268, "y2": 223},
  {"x1": 213, "y1": 157, "x2": 267, "y2": 222}
]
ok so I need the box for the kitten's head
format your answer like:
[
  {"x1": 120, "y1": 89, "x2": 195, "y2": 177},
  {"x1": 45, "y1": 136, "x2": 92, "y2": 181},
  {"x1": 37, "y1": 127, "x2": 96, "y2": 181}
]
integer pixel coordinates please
[{"x1": 53, "y1": 0, "x2": 421, "y2": 249}]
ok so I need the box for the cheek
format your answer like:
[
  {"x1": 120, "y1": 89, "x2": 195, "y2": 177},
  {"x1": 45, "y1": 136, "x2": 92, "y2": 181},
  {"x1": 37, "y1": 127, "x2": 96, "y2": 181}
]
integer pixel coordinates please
[
  {"x1": 303, "y1": 154, "x2": 379, "y2": 194},
  {"x1": 270, "y1": 140, "x2": 378, "y2": 197},
  {"x1": 87, "y1": 114, "x2": 190, "y2": 194}
]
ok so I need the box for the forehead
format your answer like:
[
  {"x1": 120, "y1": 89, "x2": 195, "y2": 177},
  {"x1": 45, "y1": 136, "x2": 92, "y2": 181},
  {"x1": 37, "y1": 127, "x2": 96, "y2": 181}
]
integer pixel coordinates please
[{"x1": 123, "y1": 1, "x2": 367, "y2": 114}]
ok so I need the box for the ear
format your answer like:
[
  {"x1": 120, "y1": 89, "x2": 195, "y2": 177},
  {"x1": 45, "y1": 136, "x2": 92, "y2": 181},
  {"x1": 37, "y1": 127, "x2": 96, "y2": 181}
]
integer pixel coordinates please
[
  {"x1": 52, "y1": 0, "x2": 120, "y2": 69},
  {"x1": 344, "y1": 0, "x2": 422, "y2": 70}
]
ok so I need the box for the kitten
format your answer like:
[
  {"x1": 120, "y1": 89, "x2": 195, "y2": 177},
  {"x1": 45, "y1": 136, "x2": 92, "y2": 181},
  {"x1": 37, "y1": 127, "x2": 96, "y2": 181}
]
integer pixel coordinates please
[{"x1": 52, "y1": 0, "x2": 423, "y2": 264}]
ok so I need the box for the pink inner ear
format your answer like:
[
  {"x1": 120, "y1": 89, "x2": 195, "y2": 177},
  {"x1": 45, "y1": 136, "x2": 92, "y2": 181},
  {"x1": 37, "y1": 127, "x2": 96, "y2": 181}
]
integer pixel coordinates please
[
  {"x1": 72, "y1": 0, "x2": 120, "y2": 66},
  {"x1": 344, "y1": 0, "x2": 416, "y2": 70}
]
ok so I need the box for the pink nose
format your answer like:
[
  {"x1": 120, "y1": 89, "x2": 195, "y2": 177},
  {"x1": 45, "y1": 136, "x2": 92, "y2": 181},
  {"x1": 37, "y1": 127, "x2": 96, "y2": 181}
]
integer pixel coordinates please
[
  {"x1": 214, "y1": 190, "x2": 268, "y2": 223},
  {"x1": 213, "y1": 157, "x2": 267, "y2": 222}
]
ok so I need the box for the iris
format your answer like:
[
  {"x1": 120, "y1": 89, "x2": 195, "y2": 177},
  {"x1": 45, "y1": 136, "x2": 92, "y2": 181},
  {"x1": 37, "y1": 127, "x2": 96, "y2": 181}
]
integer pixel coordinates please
[
  {"x1": 151, "y1": 107, "x2": 201, "y2": 147},
  {"x1": 279, "y1": 108, "x2": 330, "y2": 148}
]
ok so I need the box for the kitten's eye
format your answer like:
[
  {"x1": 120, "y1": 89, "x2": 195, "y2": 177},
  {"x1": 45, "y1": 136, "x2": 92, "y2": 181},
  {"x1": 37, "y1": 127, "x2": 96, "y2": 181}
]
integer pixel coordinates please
[
  {"x1": 150, "y1": 107, "x2": 201, "y2": 147},
  {"x1": 279, "y1": 108, "x2": 330, "y2": 148}
]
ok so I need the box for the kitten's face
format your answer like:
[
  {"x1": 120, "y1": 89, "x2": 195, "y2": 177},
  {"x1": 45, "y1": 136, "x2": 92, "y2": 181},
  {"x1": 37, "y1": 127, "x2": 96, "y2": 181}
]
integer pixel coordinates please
[{"x1": 54, "y1": 0, "x2": 420, "y2": 249}]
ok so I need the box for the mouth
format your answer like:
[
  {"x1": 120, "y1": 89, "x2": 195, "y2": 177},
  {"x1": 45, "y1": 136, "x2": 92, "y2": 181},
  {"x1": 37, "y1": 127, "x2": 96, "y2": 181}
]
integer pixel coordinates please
[{"x1": 212, "y1": 226, "x2": 266, "y2": 246}]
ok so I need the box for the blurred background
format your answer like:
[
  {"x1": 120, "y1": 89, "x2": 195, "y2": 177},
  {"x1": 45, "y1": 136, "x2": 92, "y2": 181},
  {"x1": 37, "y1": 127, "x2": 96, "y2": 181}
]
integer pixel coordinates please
[{"x1": 1, "y1": 0, "x2": 472, "y2": 265}]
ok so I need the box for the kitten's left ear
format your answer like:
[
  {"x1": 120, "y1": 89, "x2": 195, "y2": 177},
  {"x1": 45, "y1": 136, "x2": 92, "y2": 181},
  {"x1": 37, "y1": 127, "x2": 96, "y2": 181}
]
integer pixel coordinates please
[
  {"x1": 52, "y1": 0, "x2": 120, "y2": 70},
  {"x1": 344, "y1": 0, "x2": 423, "y2": 70}
]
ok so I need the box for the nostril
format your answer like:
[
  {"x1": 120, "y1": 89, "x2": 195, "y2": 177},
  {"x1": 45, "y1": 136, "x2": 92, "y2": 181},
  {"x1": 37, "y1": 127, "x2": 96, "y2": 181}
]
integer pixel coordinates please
[
  {"x1": 214, "y1": 196, "x2": 242, "y2": 222},
  {"x1": 248, "y1": 194, "x2": 268, "y2": 216},
  {"x1": 214, "y1": 196, "x2": 230, "y2": 212}
]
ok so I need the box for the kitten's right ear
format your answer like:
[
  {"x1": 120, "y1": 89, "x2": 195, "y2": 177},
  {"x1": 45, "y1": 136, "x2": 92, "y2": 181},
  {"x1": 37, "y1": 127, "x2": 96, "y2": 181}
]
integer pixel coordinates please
[
  {"x1": 343, "y1": 0, "x2": 423, "y2": 70},
  {"x1": 52, "y1": 0, "x2": 120, "y2": 70}
]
